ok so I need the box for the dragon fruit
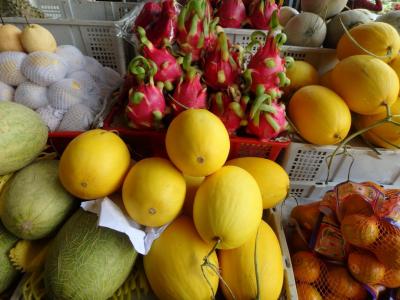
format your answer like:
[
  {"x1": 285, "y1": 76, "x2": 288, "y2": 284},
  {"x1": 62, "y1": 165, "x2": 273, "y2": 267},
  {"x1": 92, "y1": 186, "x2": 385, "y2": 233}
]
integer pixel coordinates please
[
  {"x1": 137, "y1": 26, "x2": 182, "y2": 91},
  {"x1": 248, "y1": 0, "x2": 281, "y2": 30},
  {"x1": 134, "y1": 2, "x2": 162, "y2": 31},
  {"x1": 246, "y1": 85, "x2": 288, "y2": 140},
  {"x1": 210, "y1": 86, "x2": 248, "y2": 134},
  {"x1": 171, "y1": 55, "x2": 207, "y2": 113},
  {"x1": 126, "y1": 56, "x2": 166, "y2": 128},
  {"x1": 177, "y1": 0, "x2": 218, "y2": 61},
  {"x1": 203, "y1": 31, "x2": 241, "y2": 90},
  {"x1": 217, "y1": 0, "x2": 246, "y2": 28},
  {"x1": 244, "y1": 31, "x2": 292, "y2": 98}
]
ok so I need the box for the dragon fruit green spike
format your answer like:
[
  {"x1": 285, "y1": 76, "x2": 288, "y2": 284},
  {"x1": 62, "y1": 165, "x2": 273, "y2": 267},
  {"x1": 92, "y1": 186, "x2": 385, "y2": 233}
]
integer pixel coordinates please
[
  {"x1": 203, "y1": 31, "x2": 241, "y2": 90},
  {"x1": 126, "y1": 56, "x2": 166, "y2": 129},
  {"x1": 210, "y1": 85, "x2": 249, "y2": 135},
  {"x1": 248, "y1": 0, "x2": 282, "y2": 30},
  {"x1": 58, "y1": 103, "x2": 95, "y2": 132},
  {"x1": 177, "y1": 0, "x2": 218, "y2": 61},
  {"x1": 247, "y1": 85, "x2": 288, "y2": 141},
  {"x1": 21, "y1": 52, "x2": 68, "y2": 87},
  {"x1": 244, "y1": 31, "x2": 292, "y2": 98},
  {"x1": 55, "y1": 45, "x2": 85, "y2": 74},
  {"x1": 14, "y1": 81, "x2": 48, "y2": 110},
  {"x1": 36, "y1": 105, "x2": 66, "y2": 132},
  {"x1": 0, "y1": 52, "x2": 27, "y2": 86},
  {"x1": 137, "y1": 26, "x2": 182, "y2": 91},
  {"x1": 48, "y1": 79, "x2": 85, "y2": 110},
  {"x1": 217, "y1": 0, "x2": 246, "y2": 28},
  {"x1": 0, "y1": 81, "x2": 14, "y2": 101}
]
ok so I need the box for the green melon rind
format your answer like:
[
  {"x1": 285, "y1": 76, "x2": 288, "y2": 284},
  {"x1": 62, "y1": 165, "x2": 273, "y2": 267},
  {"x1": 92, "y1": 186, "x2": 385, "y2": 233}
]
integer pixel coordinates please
[
  {"x1": 1, "y1": 160, "x2": 77, "y2": 240},
  {"x1": 0, "y1": 101, "x2": 48, "y2": 176},
  {"x1": 0, "y1": 222, "x2": 19, "y2": 294},
  {"x1": 44, "y1": 209, "x2": 137, "y2": 300}
]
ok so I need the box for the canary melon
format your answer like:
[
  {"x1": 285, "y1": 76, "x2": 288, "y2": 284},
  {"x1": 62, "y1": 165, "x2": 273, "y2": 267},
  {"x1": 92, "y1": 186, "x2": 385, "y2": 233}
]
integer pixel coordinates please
[
  {"x1": 332, "y1": 55, "x2": 399, "y2": 115},
  {"x1": 288, "y1": 85, "x2": 351, "y2": 145},
  {"x1": 319, "y1": 70, "x2": 334, "y2": 90},
  {"x1": 59, "y1": 129, "x2": 131, "y2": 200},
  {"x1": 390, "y1": 56, "x2": 400, "y2": 92},
  {"x1": 219, "y1": 220, "x2": 284, "y2": 300},
  {"x1": 0, "y1": 101, "x2": 47, "y2": 175},
  {"x1": 0, "y1": 222, "x2": 19, "y2": 294},
  {"x1": 193, "y1": 166, "x2": 263, "y2": 249},
  {"x1": 284, "y1": 60, "x2": 319, "y2": 99},
  {"x1": 44, "y1": 209, "x2": 137, "y2": 299},
  {"x1": 122, "y1": 157, "x2": 186, "y2": 227},
  {"x1": 226, "y1": 157, "x2": 289, "y2": 208},
  {"x1": 165, "y1": 109, "x2": 230, "y2": 177},
  {"x1": 144, "y1": 216, "x2": 219, "y2": 300}
]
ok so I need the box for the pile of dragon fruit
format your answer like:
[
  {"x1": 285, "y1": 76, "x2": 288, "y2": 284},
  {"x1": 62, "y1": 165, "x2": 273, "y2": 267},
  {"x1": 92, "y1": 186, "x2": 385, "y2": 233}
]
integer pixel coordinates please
[{"x1": 123, "y1": 0, "x2": 292, "y2": 141}]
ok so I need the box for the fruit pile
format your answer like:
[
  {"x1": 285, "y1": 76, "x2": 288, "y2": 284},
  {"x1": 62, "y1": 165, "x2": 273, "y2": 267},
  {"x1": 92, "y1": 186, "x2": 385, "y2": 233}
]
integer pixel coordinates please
[
  {"x1": 289, "y1": 181, "x2": 400, "y2": 299},
  {"x1": 0, "y1": 23, "x2": 122, "y2": 132},
  {"x1": 283, "y1": 20, "x2": 400, "y2": 148},
  {"x1": 0, "y1": 102, "x2": 290, "y2": 299},
  {"x1": 120, "y1": 0, "x2": 292, "y2": 141}
]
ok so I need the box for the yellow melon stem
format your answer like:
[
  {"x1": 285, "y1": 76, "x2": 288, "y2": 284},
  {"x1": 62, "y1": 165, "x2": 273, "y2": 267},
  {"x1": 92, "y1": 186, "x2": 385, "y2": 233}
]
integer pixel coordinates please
[
  {"x1": 339, "y1": 18, "x2": 390, "y2": 60},
  {"x1": 326, "y1": 104, "x2": 400, "y2": 183}
]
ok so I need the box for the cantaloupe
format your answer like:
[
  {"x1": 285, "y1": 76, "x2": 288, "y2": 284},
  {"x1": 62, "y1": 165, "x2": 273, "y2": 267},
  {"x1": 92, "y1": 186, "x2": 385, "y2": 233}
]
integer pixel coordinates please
[
  {"x1": 0, "y1": 102, "x2": 48, "y2": 175},
  {"x1": 301, "y1": 0, "x2": 347, "y2": 19},
  {"x1": 44, "y1": 209, "x2": 137, "y2": 299},
  {"x1": 0, "y1": 222, "x2": 19, "y2": 294},
  {"x1": 0, "y1": 160, "x2": 76, "y2": 240},
  {"x1": 279, "y1": 6, "x2": 299, "y2": 27}
]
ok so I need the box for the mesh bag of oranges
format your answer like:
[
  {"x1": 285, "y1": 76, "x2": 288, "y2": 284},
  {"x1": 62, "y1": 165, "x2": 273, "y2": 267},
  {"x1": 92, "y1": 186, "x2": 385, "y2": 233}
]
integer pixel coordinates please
[{"x1": 289, "y1": 181, "x2": 400, "y2": 299}]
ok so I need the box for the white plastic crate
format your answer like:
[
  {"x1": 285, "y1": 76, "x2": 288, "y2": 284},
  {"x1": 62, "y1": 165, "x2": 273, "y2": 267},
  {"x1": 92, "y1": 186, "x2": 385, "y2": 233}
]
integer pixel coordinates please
[
  {"x1": 224, "y1": 28, "x2": 338, "y2": 74},
  {"x1": 4, "y1": 17, "x2": 129, "y2": 74},
  {"x1": 282, "y1": 142, "x2": 400, "y2": 186}
]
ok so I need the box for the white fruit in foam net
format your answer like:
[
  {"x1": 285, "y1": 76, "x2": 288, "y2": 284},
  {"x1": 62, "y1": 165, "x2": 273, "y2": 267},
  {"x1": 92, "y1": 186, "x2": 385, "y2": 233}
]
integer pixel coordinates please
[
  {"x1": 102, "y1": 67, "x2": 123, "y2": 90},
  {"x1": 55, "y1": 45, "x2": 85, "y2": 74},
  {"x1": 84, "y1": 56, "x2": 105, "y2": 82},
  {"x1": 36, "y1": 105, "x2": 65, "y2": 132},
  {"x1": 58, "y1": 103, "x2": 95, "y2": 131},
  {"x1": 0, "y1": 81, "x2": 14, "y2": 101},
  {"x1": 14, "y1": 81, "x2": 48, "y2": 110},
  {"x1": 48, "y1": 78, "x2": 84, "y2": 110},
  {"x1": 0, "y1": 52, "x2": 27, "y2": 86},
  {"x1": 21, "y1": 52, "x2": 67, "y2": 86}
]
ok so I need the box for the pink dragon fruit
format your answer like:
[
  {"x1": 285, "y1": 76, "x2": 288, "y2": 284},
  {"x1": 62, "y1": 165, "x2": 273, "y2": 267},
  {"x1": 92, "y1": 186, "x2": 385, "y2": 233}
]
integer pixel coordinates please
[
  {"x1": 126, "y1": 56, "x2": 166, "y2": 128},
  {"x1": 248, "y1": 0, "x2": 281, "y2": 30},
  {"x1": 203, "y1": 31, "x2": 241, "y2": 90},
  {"x1": 171, "y1": 55, "x2": 207, "y2": 113},
  {"x1": 134, "y1": 2, "x2": 162, "y2": 32},
  {"x1": 244, "y1": 31, "x2": 292, "y2": 98},
  {"x1": 177, "y1": 0, "x2": 218, "y2": 61},
  {"x1": 210, "y1": 86, "x2": 248, "y2": 134},
  {"x1": 246, "y1": 85, "x2": 288, "y2": 140},
  {"x1": 217, "y1": 0, "x2": 247, "y2": 28},
  {"x1": 137, "y1": 26, "x2": 182, "y2": 91}
]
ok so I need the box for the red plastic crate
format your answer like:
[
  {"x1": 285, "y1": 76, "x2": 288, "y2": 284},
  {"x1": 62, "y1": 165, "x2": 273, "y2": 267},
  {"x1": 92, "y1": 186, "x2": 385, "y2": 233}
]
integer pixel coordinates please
[
  {"x1": 47, "y1": 131, "x2": 82, "y2": 156},
  {"x1": 103, "y1": 105, "x2": 290, "y2": 161}
]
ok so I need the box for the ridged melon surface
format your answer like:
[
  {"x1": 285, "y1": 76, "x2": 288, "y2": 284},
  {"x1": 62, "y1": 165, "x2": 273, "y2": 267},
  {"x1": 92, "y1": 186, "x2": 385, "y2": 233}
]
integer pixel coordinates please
[{"x1": 0, "y1": 222, "x2": 19, "y2": 293}]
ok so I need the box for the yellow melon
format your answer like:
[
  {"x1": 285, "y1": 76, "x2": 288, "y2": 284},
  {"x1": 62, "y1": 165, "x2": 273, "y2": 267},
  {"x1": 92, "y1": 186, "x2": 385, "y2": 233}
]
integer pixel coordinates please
[
  {"x1": 390, "y1": 55, "x2": 400, "y2": 91},
  {"x1": 193, "y1": 166, "x2": 263, "y2": 249},
  {"x1": 165, "y1": 109, "x2": 230, "y2": 177},
  {"x1": 182, "y1": 175, "x2": 204, "y2": 217},
  {"x1": 319, "y1": 69, "x2": 334, "y2": 90},
  {"x1": 122, "y1": 157, "x2": 186, "y2": 227},
  {"x1": 284, "y1": 60, "x2": 319, "y2": 98},
  {"x1": 288, "y1": 85, "x2": 351, "y2": 145},
  {"x1": 332, "y1": 55, "x2": 399, "y2": 115},
  {"x1": 219, "y1": 220, "x2": 284, "y2": 300},
  {"x1": 59, "y1": 129, "x2": 130, "y2": 200},
  {"x1": 337, "y1": 22, "x2": 400, "y2": 62},
  {"x1": 353, "y1": 98, "x2": 400, "y2": 149},
  {"x1": 226, "y1": 157, "x2": 289, "y2": 209},
  {"x1": 143, "y1": 216, "x2": 219, "y2": 300}
]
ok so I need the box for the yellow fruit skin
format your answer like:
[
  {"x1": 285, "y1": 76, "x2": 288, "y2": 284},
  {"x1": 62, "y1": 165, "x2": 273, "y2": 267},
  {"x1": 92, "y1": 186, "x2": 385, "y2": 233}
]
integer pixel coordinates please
[
  {"x1": 182, "y1": 175, "x2": 205, "y2": 217},
  {"x1": 166, "y1": 109, "x2": 230, "y2": 177},
  {"x1": 59, "y1": 129, "x2": 131, "y2": 200},
  {"x1": 219, "y1": 220, "x2": 284, "y2": 300},
  {"x1": 122, "y1": 157, "x2": 186, "y2": 227},
  {"x1": 284, "y1": 60, "x2": 319, "y2": 97},
  {"x1": 332, "y1": 55, "x2": 399, "y2": 115},
  {"x1": 337, "y1": 22, "x2": 400, "y2": 62},
  {"x1": 193, "y1": 166, "x2": 263, "y2": 249},
  {"x1": 144, "y1": 216, "x2": 219, "y2": 300},
  {"x1": 354, "y1": 98, "x2": 400, "y2": 149},
  {"x1": 21, "y1": 24, "x2": 57, "y2": 53},
  {"x1": 288, "y1": 85, "x2": 351, "y2": 145},
  {"x1": 226, "y1": 157, "x2": 289, "y2": 209},
  {"x1": 0, "y1": 25, "x2": 24, "y2": 52},
  {"x1": 390, "y1": 55, "x2": 400, "y2": 91}
]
